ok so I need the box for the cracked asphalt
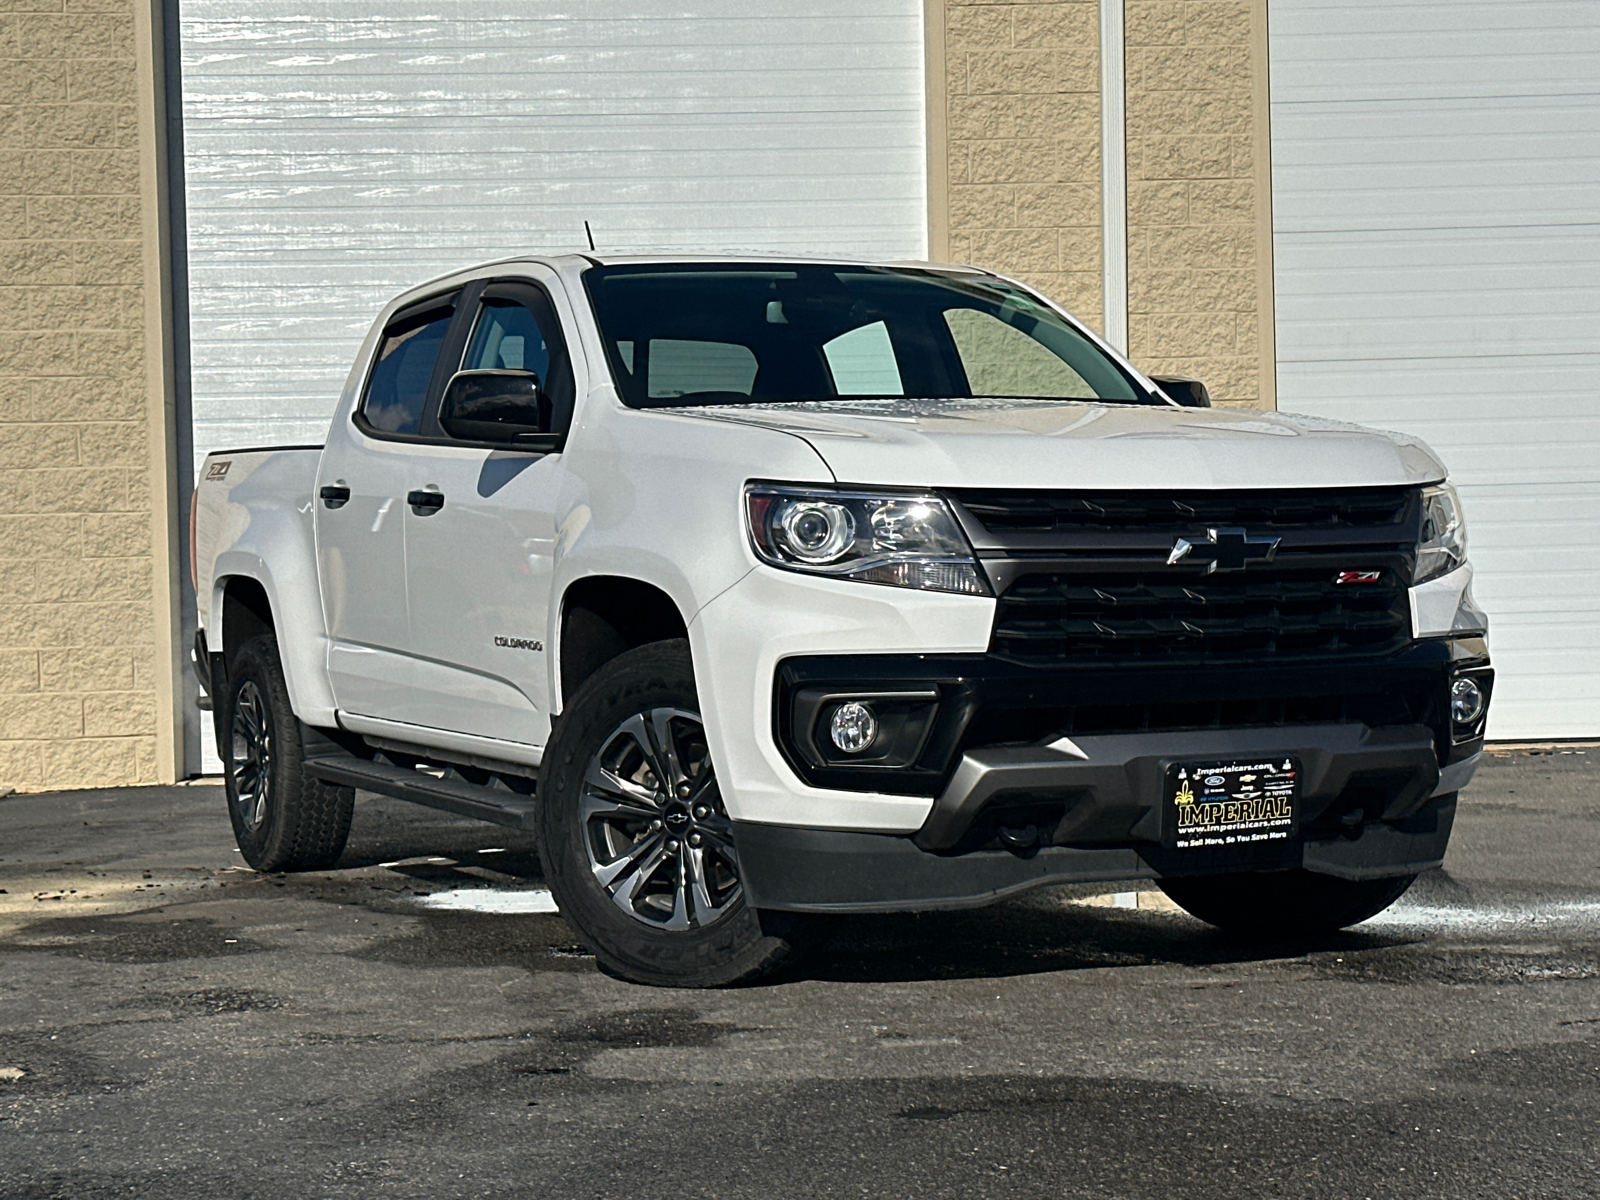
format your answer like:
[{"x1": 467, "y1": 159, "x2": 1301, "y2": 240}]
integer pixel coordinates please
[{"x1": 1, "y1": 749, "x2": 1597, "y2": 1199}]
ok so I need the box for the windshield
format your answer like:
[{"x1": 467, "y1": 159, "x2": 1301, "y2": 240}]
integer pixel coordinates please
[{"x1": 582, "y1": 264, "x2": 1158, "y2": 409}]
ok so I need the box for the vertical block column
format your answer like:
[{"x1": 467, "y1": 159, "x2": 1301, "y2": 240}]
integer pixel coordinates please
[
  {"x1": 0, "y1": 0, "x2": 172, "y2": 789},
  {"x1": 938, "y1": 0, "x2": 1105, "y2": 329},
  {"x1": 1124, "y1": 0, "x2": 1274, "y2": 407}
]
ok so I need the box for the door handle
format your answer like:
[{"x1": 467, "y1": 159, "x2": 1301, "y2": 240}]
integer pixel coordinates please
[
  {"x1": 407, "y1": 489, "x2": 445, "y2": 515},
  {"x1": 319, "y1": 484, "x2": 350, "y2": 509}
]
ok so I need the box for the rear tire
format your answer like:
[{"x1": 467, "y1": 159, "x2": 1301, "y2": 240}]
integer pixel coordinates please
[
  {"x1": 221, "y1": 634, "x2": 354, "y2": 872},
  {"x1": 1157, "y1": 869, "x2": 1416, "y2": 936},
  {"x1": 536, "y1": 639, "x2": 819, "y2": 987}
]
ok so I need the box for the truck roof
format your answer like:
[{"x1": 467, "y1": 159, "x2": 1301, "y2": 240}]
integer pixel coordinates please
[{"x1": 390, "y1": 252, "x2": 987, "y2": 309}]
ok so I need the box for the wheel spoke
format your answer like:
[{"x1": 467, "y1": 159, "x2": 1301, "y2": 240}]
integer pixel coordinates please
[
  {"x1": 582, "y1": 756, "x2": 661, "y2": 811},
  {"x1": 645, "y1": 708, "x2": 690, "y2": 793},
  {"x1": 604, "y1": 713, "x2": 666, "y2": 794},
  {"x1": 580, "y1": 793, "x2": 659, "y2": 827},
  {"x1": 694, "y1": 814, "x2": 739, "y2": 858},
  {"x1": 603, "y1": 838, "x2": 671, "y2": 916},
  {"x1": 664, "y1": 848, "x2": 692, "y2": 932},
  {"x1": 593, "y1": 830, "x2": 664, "y2": 890},
  {"x1": 685, "y1": 844, "x2": 719, "y2": 926}
]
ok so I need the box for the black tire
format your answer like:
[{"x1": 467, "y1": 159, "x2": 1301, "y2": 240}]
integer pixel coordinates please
[
  {"x1": 536, "y1": 639, "x2": 818, "y2": 988},
  {"x1": 221, "y1": 634, "x2": 354, "y2": 872},
  {"x1": 1157, "y1": 869, "x2": 1416, "y2": 937}
]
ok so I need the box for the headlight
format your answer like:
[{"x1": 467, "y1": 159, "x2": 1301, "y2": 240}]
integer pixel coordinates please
[
  {"x1": 745, "y1": 485, "x2": 990, "y2": 596},
  {"x1": 1414, "y1": 482, "x2": 1467, "y2": 584}
]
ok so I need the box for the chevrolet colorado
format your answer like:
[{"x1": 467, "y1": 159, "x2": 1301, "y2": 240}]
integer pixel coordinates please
[{"x1": 191, "y1": 255, "x2": 1492, "y2": 986}]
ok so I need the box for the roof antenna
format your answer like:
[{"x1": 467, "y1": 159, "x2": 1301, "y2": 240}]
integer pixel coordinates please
[{"x1": 584, "y1": 220, "x2": 596, "y2": 252}]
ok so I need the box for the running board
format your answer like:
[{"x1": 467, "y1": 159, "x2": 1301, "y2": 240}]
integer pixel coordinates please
[{"x1": 303, "y1": 751, "x2": 538, "y2": 831}]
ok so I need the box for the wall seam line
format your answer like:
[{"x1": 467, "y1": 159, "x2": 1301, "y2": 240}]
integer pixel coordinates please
[{"x1": 1099, "y1": 0, "x2": 1129, "y2": 352}]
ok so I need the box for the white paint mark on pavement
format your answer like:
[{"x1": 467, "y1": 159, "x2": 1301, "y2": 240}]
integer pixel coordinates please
[
  {"x1": 1361, "y1": 899, "x2": 1600, "y2": 934},
  {"x1": 419, "y1": 888, "x2": 560, "y2": 915}
]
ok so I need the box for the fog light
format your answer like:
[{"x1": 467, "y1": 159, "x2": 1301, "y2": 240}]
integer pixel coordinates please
[
  {"x1": 829, "y1": 701, "x2": 878, "y2": 754},
  {"x1": 1451, "y1": 677, "x2": 1485, "y2": 726}
]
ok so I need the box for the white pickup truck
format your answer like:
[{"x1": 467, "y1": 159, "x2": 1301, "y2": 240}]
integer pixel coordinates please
[{"x1": 191, "y1": 254, "x2": 1492, "y2": 986}]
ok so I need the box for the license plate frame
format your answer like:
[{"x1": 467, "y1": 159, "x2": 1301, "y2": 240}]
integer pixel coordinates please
[{"x1": 1164, "y1": 757, "x2": 1301, "y2": 851}]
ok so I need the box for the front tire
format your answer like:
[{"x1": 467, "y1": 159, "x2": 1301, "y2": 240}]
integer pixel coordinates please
[
  {"x1": 536, "y1": 639, "x2": 817, "y2": 987},
  {"x1": 221, "y1": 635, "x2": 354, "y2": 872},
  {"x1": 1157, "y1": 869, "x2": 1416, "y2": 936}
]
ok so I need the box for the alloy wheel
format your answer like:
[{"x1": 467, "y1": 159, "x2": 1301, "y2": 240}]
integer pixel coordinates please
[
  {"x1": 230, "y1": 679, "x2": 273, "y2": 832},
  {"x1": 580, "y1": 707, "x2": 741, "y2": 930}
]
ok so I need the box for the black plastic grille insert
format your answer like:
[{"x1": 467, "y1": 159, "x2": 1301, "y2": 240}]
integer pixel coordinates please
[{"x1": 992, "y1": 564, "x2": 1412, "y2": 664}]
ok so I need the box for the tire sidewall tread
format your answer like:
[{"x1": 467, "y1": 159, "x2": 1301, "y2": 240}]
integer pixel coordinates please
[{"x1": 221, "y1": 634, "x2": 354, "y2": 873}]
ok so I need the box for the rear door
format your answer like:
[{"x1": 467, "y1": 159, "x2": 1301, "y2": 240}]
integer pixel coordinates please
[
  {"x1": 314, "y1": 291, "x2": 460, "y2": 720},
  {"x1": 401, "y1": 272, "x2": 579, "y2": 748}
]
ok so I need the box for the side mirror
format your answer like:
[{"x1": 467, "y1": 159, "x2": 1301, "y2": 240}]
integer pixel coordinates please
[
  {"x1": 438, "y1": 370, "x2": 559, "y2": 447},
  {"x1": 1150, "y1": 375, "x2": 1212, "y2": 408}
]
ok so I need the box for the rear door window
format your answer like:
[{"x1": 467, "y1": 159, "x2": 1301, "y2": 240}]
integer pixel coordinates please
[
  {"x1": 362, "y1": 304, "x2": 455, "y2": 435},
  {"x1": 646, "y1": 339, "x2": 758, "y2": 400},
  {"x1": 823, "y1": 321, "x2": 904, "y2": 396}
]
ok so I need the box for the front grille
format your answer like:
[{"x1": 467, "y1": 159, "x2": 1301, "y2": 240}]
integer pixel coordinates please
[
  {"x1": 958, "y1": 486, "x2": 1415, "y2": 535},
  {"x1": 952, "y1": 487, "x2": 1422, "y2": 667},
  {"x1": 992, "y1": 564, "x2": 1412, "y2": 664}
]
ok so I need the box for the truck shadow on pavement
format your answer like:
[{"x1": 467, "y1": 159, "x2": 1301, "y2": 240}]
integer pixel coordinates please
[
  {"x1": 771, "y1": 898, "x2": 1415, "y2": 985},
  {"x1": 329, "y1": 803, "x2": 1423, "y2": 985}
]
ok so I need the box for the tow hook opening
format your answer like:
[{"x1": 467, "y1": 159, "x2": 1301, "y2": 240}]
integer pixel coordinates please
[{"x1": 996, "y1": 823, "x2": 1040, "y2": 854}]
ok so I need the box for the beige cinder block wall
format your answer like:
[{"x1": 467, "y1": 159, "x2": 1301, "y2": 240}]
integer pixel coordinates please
[
  {"x1": 931, "y1": 0, "x2": 1106, "y2": 328},
  {"x1": 928, "y1": 0, "x2": 1275, "y2": 409},
  {"x1": 1124, "y1": 0, "x2": 1274, "y2": 408},
  {"x1": 0, "y1": 0, "x2": 180, "y2": 790}
]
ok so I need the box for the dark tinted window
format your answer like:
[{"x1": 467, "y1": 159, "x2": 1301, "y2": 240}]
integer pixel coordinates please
[
  {"x1": 363, "y1": 305, "x2": 453, "y2": 434},
  {"x1": 582, "y1": 264, "x2": 1152, "y2": 409},
  {"x1": 456, "y1": 287, "x2": 577, "y2": 439}
]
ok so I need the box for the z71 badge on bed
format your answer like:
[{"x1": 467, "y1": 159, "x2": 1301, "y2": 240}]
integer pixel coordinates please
[{"x1": 1165, "y1": 758, "x2": 1299, "y2": 850}]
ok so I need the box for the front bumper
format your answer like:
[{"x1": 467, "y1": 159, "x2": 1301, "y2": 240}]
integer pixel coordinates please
[
  {"x1": 735, "y1": 638, "x2": 1490, "y2": 913},
  {"x1": 735, "y1": 792, "x2": 1457, "y2": 913}
]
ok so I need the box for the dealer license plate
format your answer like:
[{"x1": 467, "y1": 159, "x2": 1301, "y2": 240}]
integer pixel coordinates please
[{"x1": 1165, "y1": 757, "x2": 1300, "y2": 850}]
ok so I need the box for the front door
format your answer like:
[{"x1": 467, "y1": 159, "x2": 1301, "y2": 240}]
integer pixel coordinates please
[
  {"x1": 315, "y1": 291, "x2": 460, "y2": 720},
  {"x1": 401, "y1": 276, "x2": 577, "y2": 748}
]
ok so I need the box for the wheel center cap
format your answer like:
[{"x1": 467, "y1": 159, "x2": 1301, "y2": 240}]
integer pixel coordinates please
[{"x1": 663, "y1": 805, "x2": 691, "y2": 829}]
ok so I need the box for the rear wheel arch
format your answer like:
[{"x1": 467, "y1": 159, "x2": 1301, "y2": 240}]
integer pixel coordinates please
[
  {"x1": 558, "y1": 575, "x2": 689, "y2": 710},
  {"x1": 219, "y1": 575, "x2": 275, "y2": 661}
]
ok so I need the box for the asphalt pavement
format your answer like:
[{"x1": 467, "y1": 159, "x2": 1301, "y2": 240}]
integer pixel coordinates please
[{"x1": 1, "y1": 749, "x2": 1597, "y2": 1199}]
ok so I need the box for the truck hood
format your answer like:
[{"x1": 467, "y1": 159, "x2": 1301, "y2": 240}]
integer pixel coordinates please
[{"x1": 682, "y1": 398, "x2": 1447, "y2": 490}]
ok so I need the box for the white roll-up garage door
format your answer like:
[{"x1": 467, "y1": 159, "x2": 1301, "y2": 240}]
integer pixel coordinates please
[
  {"x1": 179, "y1": 0, "x2": 927, "y2": 469},
  {"x1": 1269, "y1": 0, "x2": 1600, "y2": 739}
]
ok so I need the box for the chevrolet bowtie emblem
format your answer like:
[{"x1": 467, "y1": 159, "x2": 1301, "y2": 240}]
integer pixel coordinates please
[{"x1": 1167, "y1": 526, "x2": 1281, "y2": 573}]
